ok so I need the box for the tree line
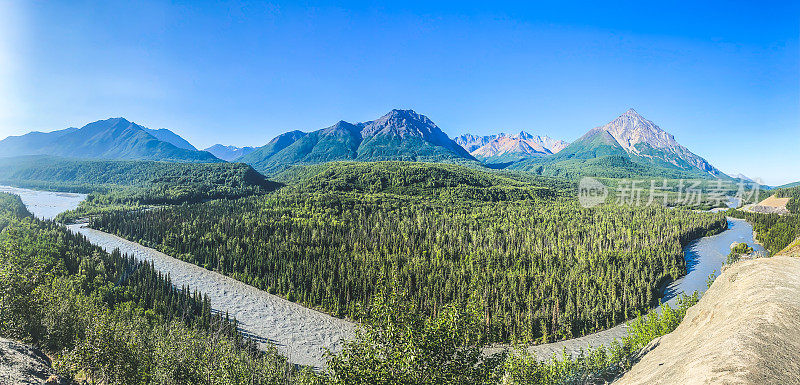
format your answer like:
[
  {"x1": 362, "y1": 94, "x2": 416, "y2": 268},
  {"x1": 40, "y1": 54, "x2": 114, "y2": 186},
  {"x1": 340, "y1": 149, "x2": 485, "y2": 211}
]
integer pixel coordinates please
[{"x1": 727, "y1": 208, "x2": 800, "y2": 255}]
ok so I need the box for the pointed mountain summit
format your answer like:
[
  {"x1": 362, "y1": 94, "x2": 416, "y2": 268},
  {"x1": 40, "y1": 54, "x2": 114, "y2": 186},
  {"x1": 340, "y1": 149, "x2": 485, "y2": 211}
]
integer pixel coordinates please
[
  {"x1": 596, "y1": 108, "x2": 722, "y2": 176},
  {"x1": 511, "y1": 109, "x2": 726, "y2": 179},
  {"x1": 454, "y1": 131, "x2": 569, "y2": 164},
  {"x1": 0, "y1": 118, "x2": 220, "y2": 163},
  {"x1": 239, "y1": 109, "x2": 477, "y2": 174},
  {"x1": 356, "y1": 109, "x2": 474, "y2": 160}
]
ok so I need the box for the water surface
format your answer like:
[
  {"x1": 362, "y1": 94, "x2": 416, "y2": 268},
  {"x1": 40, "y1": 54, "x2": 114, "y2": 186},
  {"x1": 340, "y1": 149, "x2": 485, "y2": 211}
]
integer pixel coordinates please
[
  {"x1": 0, "y1": 185, "x2": 86, "y2": 220},
  {"x1": 661, "y1": 218, "x2": 765, "y2": 306},
  {"x1": 4, "y1": 186, "x2": 768, "y2": 359}
]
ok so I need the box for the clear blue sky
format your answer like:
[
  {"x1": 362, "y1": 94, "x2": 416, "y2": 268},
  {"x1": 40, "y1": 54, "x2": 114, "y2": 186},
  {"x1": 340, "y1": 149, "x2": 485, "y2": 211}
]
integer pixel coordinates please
[{"x1": 1, "y1": 1, "x2": 798, "y2": 185}]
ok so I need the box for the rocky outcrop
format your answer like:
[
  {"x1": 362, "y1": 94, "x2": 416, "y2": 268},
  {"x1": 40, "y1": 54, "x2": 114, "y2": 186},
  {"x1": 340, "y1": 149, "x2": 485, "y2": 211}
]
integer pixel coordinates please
[
  {"x1": 615, "y1": 256, "x2": 800, "y2": 385},
  {"x1": 0, "y1": 337, "x2": 71, "y2": 384}
]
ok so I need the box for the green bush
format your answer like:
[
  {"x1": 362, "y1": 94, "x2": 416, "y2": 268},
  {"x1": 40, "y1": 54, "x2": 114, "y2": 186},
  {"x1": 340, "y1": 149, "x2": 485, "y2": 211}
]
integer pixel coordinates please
[
  {"x1": 325, "y1": 293, "x2": 504, "y2": 385},
  {"x1": 503, "y1": 293, "x2": 699, "y2": 385}
]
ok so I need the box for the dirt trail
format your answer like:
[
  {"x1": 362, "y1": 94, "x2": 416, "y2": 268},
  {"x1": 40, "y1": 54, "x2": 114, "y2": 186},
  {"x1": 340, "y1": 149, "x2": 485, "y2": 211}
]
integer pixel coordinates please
[
  {"x1": 67, "y1": 224, "x2": 356, "y2": 369},
  {"x1": 616, "y1": 256, "x2": 800, "y2": 385}
]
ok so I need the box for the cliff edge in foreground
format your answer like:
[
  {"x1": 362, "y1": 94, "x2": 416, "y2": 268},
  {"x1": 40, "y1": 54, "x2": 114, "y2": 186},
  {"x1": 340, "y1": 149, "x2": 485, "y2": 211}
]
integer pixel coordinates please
[
  {"x1": 617, "y1": 256, "x2": 800, "y2": 385},
  {"x1": 0, "y1": 337, "x2": 71, "y2": 384}
]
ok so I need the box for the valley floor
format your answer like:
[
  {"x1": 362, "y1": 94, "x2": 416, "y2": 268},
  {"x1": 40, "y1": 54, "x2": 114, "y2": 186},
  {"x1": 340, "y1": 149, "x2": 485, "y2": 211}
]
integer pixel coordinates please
[
  {"x1": 67, "y1": 224, "x2": 356, "y2": 369},
  {"x1": 7, "y1": 184, "x2": 772, "y2": 373},
  {"x1": 68, "y1": 223, "x2": 633, "y2": 367}
]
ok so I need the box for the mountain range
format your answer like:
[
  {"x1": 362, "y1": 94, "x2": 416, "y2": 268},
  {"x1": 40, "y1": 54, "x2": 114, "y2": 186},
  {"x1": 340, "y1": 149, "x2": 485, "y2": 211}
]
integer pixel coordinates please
[
  {"x1": 203, "y1": 144, "x2": 256, "y2": 161},
  {"x1": 454, "y1": 132, "x2": 569, "y2": 164},
  {"x1": 238, "y1": 109, "x2": 477, "y2": 174},
  {"x1": 0, "y1": 118, "x2": 220, "y2": 163},
  {"x1": 0, "y1": 108, "x2": 727, "y2": 180}
]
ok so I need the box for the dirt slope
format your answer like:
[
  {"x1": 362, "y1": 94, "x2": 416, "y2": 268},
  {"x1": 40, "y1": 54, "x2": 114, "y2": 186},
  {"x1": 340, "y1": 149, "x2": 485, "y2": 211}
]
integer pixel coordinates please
[
  {"x1": 616, "y1": 256, "x2": 800, "y2": 385},
  {"x1": 777, "y1": 237, "x2": 800, "y2": 257},
  {"x1": 743, "y1": 195, "x2": 790, "y2": 215}
]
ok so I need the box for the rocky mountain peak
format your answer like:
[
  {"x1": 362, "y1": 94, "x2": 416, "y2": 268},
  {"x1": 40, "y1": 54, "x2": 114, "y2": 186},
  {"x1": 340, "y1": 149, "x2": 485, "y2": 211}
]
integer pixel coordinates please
[
  {"x1": 567, "y1": 109, "x2": 724, "y2": 177},
  {"x1": 375, "y1": 109, "x2": 435, "y2": 128},
  {"x1": 600, "y1": 109, "x2": 677, "y2": 154},
  {"x1": 362, "y1": 109, "x2": 443, "y2": 140},
  {"x1": 515, "y1": 131, "x2": 534, "y2": 140}
]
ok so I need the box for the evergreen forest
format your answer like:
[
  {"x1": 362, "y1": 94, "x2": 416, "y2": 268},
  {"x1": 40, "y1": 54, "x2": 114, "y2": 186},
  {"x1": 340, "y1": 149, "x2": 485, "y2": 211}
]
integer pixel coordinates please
[{"x1": 90, "y1": 162, "x2": 726, "y2": 343}]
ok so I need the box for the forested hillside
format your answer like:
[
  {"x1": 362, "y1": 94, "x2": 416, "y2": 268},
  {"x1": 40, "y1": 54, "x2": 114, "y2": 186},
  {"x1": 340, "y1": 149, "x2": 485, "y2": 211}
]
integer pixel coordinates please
[
  {"x1": 774, "y1": 185, "x2": 800, "y2": 214},
  {"x1": 510, "y1": 154, "x2": 711, "y2": 180},
  {"x1": 278, "y1": 161, "x2": 561, "y2": 201},
  {"x1": 728, "y1": 209, "x2": 800, "y2": 255},
  {"x1": 91, "y1": 162, "x2": 726, "y2": 343},
  {"x1": 724, "y1": 186, "x2": 800, "y2": 255},
  {"x1": 0, "y1": 156, "x2": 280, "y2": 220},
  {"x1": 0, "y1": 193, "x2": 307, "y2": 383}
]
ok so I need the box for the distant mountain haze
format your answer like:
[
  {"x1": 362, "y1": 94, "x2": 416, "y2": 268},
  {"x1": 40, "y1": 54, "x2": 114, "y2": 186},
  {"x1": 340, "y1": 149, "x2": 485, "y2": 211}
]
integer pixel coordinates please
[
  {"x1": 0, "y1": 118, "x2": 220, "y2": 163},
  {"x1": 239, "y1": 109, "x2": 477, "y2": 174},
  {"x1": 454, "y1": 132, "x2": 569, "y2": 164},
  {"x1": 204, "y1": 144, "x2": 256, "y2": 161},
  {"x1": 143, "y1": 128, "x2": 198, "y2": 151},
  {"x1": 453, "y1": 133, "x2": 496, "y2": 153}
]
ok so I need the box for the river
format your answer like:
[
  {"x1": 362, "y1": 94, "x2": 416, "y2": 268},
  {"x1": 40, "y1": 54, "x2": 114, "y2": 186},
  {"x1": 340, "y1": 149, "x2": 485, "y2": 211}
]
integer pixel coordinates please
[
  {"x1": 1, "y1": 185, "x2": 767, "y2": 363},
  {"x1": 0, "y1": 186, "x2": 86, "y2": 220}
]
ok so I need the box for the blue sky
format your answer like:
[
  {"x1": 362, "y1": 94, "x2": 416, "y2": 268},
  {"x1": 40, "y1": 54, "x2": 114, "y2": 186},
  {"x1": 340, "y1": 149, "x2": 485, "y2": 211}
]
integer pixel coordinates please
[{"x1": 1, "y1": 1, "x2": 798, "y2": 185}]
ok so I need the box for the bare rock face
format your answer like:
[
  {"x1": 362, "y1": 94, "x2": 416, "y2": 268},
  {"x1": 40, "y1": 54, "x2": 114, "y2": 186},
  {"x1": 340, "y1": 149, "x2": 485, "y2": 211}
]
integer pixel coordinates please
[
  {"x1": 0, "y1": 338, "x2": 71, "y2": 384},
  {"x1": 453, "y1": 133, "x2": 497, "y2": 153},
  {"x1": 454, "y1": 131, "x2": 569, "y2": 160},
  {"x1": 616, "y1": 256, "x2": 800, "y2": 385},
  {"x1": 595, "y1": 109, "x2": 723, "y2": 176}
]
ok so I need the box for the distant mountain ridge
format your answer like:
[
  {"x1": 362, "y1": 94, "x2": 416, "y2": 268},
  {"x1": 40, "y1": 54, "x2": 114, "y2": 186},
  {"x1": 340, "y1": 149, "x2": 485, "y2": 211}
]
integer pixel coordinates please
[
  {"x1": 454, "y1": 132, "x2": 569, "y2": 164},
  {"x1": 204, "y1": 144, "x2": 256, "y2": 161},
  {"x1": 143, "y1": 128, "x2": 198, "y2": 151},
  {"x1": 777, "y1": 181, "x2": 800, "y2": 189},
  {"x1": 239, "y1": 109, "x2": 477, "y2": 174},
  {"x1": 0, "y1": 118, "x2": 220, "y2": 163},
  {"x1": 510, "y1": 109, "x2": 726, "y2": 179}
]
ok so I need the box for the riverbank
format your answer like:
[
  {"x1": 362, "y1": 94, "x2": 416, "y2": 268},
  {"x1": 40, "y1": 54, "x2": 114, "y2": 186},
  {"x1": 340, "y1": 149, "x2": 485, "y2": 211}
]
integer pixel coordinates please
[
  {"x1": 487, "y1": 217, "x2": 762, "y2": 360},
  {"x1": 5, "y1": 186, "x2": 763, "y2": 366},
  {"x1": 616, "y1": 256, "x2": 800, "y2": 384},
  {"x1": 67, "y1": 223, "x2": 355, "y2": 369},
  {"x1": 0, "y1": 186, "x2": 85, "y2": 220}
]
